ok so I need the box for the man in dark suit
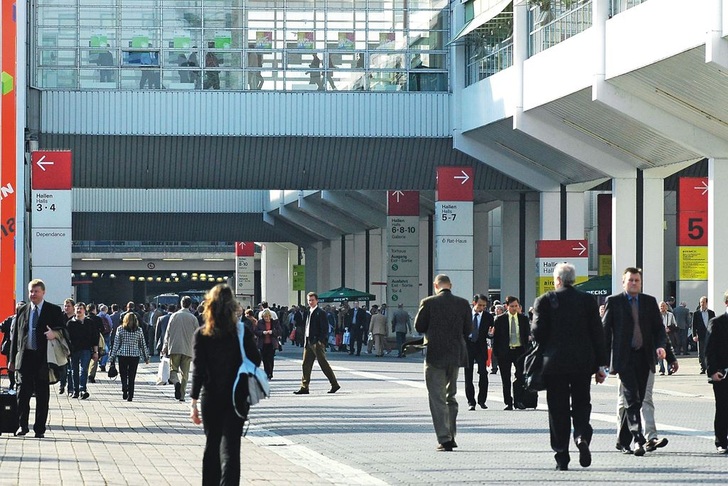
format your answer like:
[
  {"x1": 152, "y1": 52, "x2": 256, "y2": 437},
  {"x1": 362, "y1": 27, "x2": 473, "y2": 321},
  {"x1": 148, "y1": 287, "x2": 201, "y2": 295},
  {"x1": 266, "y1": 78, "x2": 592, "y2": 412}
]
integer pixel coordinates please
[
  {"x1": 294, "y1": 292, "x2": 340, "y2": 394},
  {"x1": 464, "y1": 293, "x2": 493, "y2": 411},
  {"x1": 705, "y1": 290, "x2": 728, "y2": 454},
  {"x1": 603, "y1": 267, "x2": 666, "y2": 457},
  {"x1": 8, "y1": 279, "x2": 67, "y2": 438},
  {"x1": 414, "y1": 274, "x2": 471, "y2": 451},
  {"x1": 345, "y1": 301, "x2": 369, "y2": 356},
  {"x1": 532, "y1": 263, "x2": 608, "y2": 471},
  {"x1": 692, "y1": 296, "x2": 714, "y2": 374},
  {"x1": 489, "y1": 295, "x2": 531, "y2": 410}
]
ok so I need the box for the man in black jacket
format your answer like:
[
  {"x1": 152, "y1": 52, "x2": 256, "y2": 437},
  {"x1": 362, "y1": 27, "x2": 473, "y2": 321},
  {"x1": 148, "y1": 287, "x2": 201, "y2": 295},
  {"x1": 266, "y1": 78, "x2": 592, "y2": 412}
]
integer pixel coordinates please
[
  {"x1": 532, "y1": 263, "x2": 608, "y2": 470},
  {"x1": 489, "y1": 295, "x2": 531, "y2": 410},
  {"x1": 9, "y1": 279, "x2": 66, "y2": 438},
  {"x1": 464, "y1": 294, "x2": 493, "y2": 411},
  {"x1": 603, "y1": 267, "x2": 666, "y2": 457},
  {"x1": 294, "y1": 292, "x2": 340, "y2": 395},
  {"x1": 705, "y1": 291, "x2": 728, "y2": 454},
  {"x1": 692, "y1": 296, "x2": 715, "y2": 374}
]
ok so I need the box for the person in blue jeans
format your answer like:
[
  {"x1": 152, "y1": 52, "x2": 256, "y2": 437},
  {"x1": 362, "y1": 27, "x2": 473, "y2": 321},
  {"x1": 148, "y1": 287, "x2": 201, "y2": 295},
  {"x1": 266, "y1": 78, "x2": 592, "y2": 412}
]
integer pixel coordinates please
[{"x1": 66, "y1": 303, "x2": 100, "y2": 399}]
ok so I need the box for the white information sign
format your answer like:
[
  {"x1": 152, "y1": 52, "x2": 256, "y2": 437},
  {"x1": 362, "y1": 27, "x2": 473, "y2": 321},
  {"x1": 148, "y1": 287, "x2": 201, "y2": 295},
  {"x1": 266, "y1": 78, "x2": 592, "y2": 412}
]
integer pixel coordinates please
[
  {"x1": 387, "y1": 216, "x2": 419, "y2": 246},
  {"x1": 236, "y1": 256, "x2": 255, "y2": 294},
  {"x1": 32, "y1": 190, "x2": 72, "y2": 228},
  {"x1": 387, "y1": 276, "x2": 419, "y2": 307},
  {"x1": 434, "y1": 202, "x2": 473, "y2": 236},
  {"x1": 536, "y1": 258, "x2": 588, "y2": 277},
  {"x1": 32, "y1": 229, "x2": 72, "y2": 267}
]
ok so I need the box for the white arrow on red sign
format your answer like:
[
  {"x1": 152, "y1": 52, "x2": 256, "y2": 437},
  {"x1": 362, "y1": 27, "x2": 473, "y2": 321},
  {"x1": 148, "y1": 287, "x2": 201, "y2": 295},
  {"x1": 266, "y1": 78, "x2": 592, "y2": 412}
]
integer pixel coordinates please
[
  {"x1": 454, "y1": 170, "x2": 470, "y2": 185},
  {"x1": 693, "y1": 180, "x2": 708, "y2": 196},
  {"x1": 392, "y1": 190, "x2": 405, "y2": 202},
  {"x1": 571, "y1": 241, "x2": 587, "y2": 256},
  {"x1": 36, "y1": 155, "x2": 55, "y2": 172}
]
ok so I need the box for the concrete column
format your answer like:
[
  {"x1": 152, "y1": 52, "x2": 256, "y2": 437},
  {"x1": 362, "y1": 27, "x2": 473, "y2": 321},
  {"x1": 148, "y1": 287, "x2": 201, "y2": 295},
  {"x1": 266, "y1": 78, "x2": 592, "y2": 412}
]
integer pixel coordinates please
[
  {"x1": 500, "y1": 200, "x2": 520, "y2": 297},
  {"x1": 303, "y1": 244, "x2": 319, "y2": 295},
  {"x1": 261, "y1": 243, "x2": 296, "y2": 307},
  {"x1": 352, "y1": 232, "x2": 367, "y2": 291},
  {"x1": 566, "y1": 191, "x2": 585, "y2": 240},
  {"x1": 473, "y1": 205, "x2": 490, "y2": 296},
  {"x1": 524, "y1": 194, "x2": 540, "y2": 308},
  {"x1": 708, "y1": 159, "x2": 728, "y2": 307},
  {"x1": 328, "y1": 237, "x2": 341, "y2": 289},
  {"x1": 642, "y1": 176, "x2": 665, "y2": 299},
  {"x1": 540, "y1": 191, "x2": 561, "y2": 240},
  {"x1": 611, "y1": 177, "x2": 637, "y2": 293}
]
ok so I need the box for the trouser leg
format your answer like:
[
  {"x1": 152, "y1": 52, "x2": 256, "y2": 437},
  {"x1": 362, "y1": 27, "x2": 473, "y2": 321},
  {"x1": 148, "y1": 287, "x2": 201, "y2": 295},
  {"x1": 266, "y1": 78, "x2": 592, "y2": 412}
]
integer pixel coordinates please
[
  {"x1": 570, "y1": 373, "x2": 593, "y2": 444},
  {"x1": 425, "y1": 363, "x2": 453, "y2": 444},
  {"x1": 546, "y1": 375, "x2": 571, "y2": 454},
  {"x1": 642, "y1": 371, "x2": 657, "y2": 440},
  {"x1": 312, "y1": 342, "x2": 338, "y2": 387},
  {"x1": 713, "y1": 381, "x2": 728, "y2": 448}
]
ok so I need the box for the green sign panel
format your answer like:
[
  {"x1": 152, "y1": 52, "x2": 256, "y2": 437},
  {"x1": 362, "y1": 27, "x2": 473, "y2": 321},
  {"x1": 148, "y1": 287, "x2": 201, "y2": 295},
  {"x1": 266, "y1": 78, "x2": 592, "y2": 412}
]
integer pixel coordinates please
[{"x1": 292, "y1": 265, "x2": 306, "y2": 291}]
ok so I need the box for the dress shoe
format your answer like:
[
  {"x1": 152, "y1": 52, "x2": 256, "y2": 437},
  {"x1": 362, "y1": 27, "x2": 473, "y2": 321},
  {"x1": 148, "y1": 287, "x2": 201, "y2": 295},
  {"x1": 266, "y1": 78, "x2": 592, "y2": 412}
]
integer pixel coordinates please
[
  {"x1": 174, "y1": 382, "x2": 182, "y2": 400},
  {"x1": 576, "y1": 439, "x2": 591, "y2": 467},
  {"x1": 468, "y1": 404, "x2": 476, "y2": 411},
  {"x1": 88, "y1": 376, "x2": 96, "y2": 383},
  {"x1": 451, "y1": 440, "x2": 458, "y2": 448},
  {"x1": 504, "y1": 404, "x2": 513, "y2": 410},
  {"x1": 616, "y1": 443, "x2": 633, "y2": 454},
  {"x1": 490, "y1": 370, "x2": 498, "y2": 374},
  {"x1": 645, "y1": 437, "x2": 668, "y2": 452},
  {"x1": 514, "y1": 402, "x2": 526, "y2": 410},
  {"x1": 15, "y1": 427, "x2": 29, "y2": 436},
  {"x1": 34, "y1": 432, "x2": 45, "y2": 439},
  {"x1": 478, "y1": 403, "x2": 488, "y2": 409},
  {"x1": 554, "y1": 463, "x2": 568, "y2": 471},
  {"x1": 293, "y1": 388, "x2": 310, "y2": 395},
  {"x1": 633, "y1": 444, "x2": 646, "y2": 456},
  {"x1": 436, "y1": 442, "x2": 454, "y2": 452},
  {"x1": 700, "y1": 370, "x2": 706, "y2": 374},
  {"x1": 123, "y1": 390, "x2": 128, "y2": 400},
  {"x1": 328, "y1": 384, "x2": 341, "y2": 394},
  {"x1": 127, "y1": 396, "x2": 133, "y2": 402},
  {"x1": 59, "y1": 386, "x2": 65, "y2": 395},
  {"x1": 72, "y1": 392, "x2": 80, "y2": 399},
  {"x1": 81, "y1": 391, "x2": 90, "y2": 400}
]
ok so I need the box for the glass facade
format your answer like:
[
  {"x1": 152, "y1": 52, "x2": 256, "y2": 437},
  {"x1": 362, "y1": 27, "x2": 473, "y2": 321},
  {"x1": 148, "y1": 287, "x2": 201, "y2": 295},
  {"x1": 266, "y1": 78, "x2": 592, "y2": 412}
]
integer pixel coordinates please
[{"x1": 34, "y1": 0, "x2": 450, "y2": 92}]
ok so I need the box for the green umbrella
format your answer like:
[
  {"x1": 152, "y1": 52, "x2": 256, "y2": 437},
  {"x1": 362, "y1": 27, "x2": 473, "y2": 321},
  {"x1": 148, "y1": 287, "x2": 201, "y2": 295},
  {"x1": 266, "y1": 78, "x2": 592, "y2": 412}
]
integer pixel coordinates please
[
  {"x1": 317, "y1": 286, "x2": 376, "y2": 303},
  {"x1": 573, "y1": 275, "x2": 612, "y2": 299}
]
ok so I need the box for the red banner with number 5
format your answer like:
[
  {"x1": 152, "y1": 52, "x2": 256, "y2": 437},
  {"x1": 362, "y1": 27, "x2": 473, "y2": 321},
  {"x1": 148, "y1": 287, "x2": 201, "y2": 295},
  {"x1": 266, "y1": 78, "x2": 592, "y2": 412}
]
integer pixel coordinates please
[{"x1": 677, "y1": 178, "x2": 708, "y2": 246}]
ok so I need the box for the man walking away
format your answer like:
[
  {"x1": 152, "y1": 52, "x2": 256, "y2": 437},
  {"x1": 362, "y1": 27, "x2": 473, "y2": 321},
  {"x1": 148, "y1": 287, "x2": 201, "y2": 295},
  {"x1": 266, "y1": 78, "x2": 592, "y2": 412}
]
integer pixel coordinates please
[{"x1": 162, "y1": 297, "x2": 199, "y2": 401}]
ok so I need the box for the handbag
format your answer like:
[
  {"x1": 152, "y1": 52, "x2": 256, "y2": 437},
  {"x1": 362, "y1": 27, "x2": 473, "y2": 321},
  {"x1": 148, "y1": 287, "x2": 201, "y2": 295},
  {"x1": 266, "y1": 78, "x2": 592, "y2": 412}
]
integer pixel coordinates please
[
  {"x1": 157, "y1": 356, "x2": 170, "y2": 385},
  {"x1": 233, "y1": 322, "x2": 270, "y2": 421},
  {"x1": 523, "y1": 342, "x2": 546, "y2": 392},
  {"x1": 107, "y1": 362, "x2": 118, "y2": 378},
  {"x1": 98, "y1": 334, "x2": 107, "y2": 357}
]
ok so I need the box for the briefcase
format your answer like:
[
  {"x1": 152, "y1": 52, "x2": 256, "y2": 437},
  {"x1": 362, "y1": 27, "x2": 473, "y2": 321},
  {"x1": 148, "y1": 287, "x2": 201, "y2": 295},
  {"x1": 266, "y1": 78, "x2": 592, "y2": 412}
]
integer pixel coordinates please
[{"x1": 0, "y1": 367, "x2": 18, "y2": 434}]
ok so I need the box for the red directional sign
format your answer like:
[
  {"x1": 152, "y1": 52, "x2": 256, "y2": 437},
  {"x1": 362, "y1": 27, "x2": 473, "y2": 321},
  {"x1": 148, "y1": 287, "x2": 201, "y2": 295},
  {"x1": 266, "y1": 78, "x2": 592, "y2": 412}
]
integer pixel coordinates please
[
  {"x1": 536, "y1": 240, "x2": 589, "y2": 258},
  {"x1": 31, "y1": 150, "x2": 72, "y2": 190},
  {"x1": 677, "y1": 177, "x2": 708, "y2": 246},
  {"x1": 235, "y1": 241, "x2": 255, "y2": 257},
  {"x1": 436, "y1": 167, "x2": 473, "y2": 201},
  {"x1": 678, "y1": 177, "x2": 708, "y2": 212},
  {"x1": 387, "y1": 191, "x2": 419, "y2": 216}
]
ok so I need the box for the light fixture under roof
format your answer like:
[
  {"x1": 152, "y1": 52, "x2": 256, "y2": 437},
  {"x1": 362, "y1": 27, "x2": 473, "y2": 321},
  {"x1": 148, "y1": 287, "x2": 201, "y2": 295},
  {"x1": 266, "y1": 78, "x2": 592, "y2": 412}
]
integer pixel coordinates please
[
  {"x1": 204, "y1": 258, "x2": 225, "y2": 262},
  {"x1": 81, "y1": 258, "x2": 102, "y2": 261},
  {"x1": 122, "y1": 258, "x2": 143, "y2": 261},
  {"x1": 129, "y1": 276, "x2": 136, "y2": 281},
  {"x1": 163, "y1": 258, "x2": 184, "y2": 262}
]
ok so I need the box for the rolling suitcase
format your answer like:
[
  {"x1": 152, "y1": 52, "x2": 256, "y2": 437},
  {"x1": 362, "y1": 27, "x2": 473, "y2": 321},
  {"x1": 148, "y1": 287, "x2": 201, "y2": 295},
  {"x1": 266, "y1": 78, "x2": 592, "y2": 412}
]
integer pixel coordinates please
[
  {"x1": 0, "y1": 367, "x2": 19, "y2": 434},
  {"x1": 513, "y1": 376, "x2": 538, "y2": 409}
]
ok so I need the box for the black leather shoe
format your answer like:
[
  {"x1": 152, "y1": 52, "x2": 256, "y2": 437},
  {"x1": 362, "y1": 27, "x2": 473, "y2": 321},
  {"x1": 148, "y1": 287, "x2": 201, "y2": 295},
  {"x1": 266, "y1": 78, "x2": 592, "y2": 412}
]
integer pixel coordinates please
[
  {"x1": 514, "y1": 402, "x2": 526, "y2": 410},
  {"x1": 576, "y1": 439, "x2": 591, "y2": 467},
  {"x1": 555, "y1": 462, "x2": 568, "y2": 471},
  {"x1": 34, "y1": 432, "x2": 45, "y2": 439},
  {"x1": 436, "y1": 442, "x2": 454, "y2": 452},
  {"x1": 451, "y1": 440, "x2": 458, "y2": 449},
  {"x1": 616, "y1": 443, "x2": 633, "y2": 454},
  {"x1": 328, "y1": 384, "x2": 340, "y2": 394},
  {"x1": 468, "y1": 404, "x2": 476, "y2": 411},
  {"x1": 478, "y1": 403, "x2": 488, "y2": 409},
  {"x1": 645, "y1": 437, "x2": 668, "y2": 452},
  {"x1": 293, "y1": 388, "x2": 309, "y2": 395},
  {"x1": 504, "y1": 404, "x2": 513, "y2": 410},
  {"x1": 81, "y1": 391, "x2": 90, "y2": 400},
  {"x1": 174, "y1": 382, "x2": 182, "y2": 400},
  {"x1": 633, "y1": 444, "x2": 646, "y2": 456},
  {"x1": 15, "y1": 427, "x2": 29, "y2": 436}
]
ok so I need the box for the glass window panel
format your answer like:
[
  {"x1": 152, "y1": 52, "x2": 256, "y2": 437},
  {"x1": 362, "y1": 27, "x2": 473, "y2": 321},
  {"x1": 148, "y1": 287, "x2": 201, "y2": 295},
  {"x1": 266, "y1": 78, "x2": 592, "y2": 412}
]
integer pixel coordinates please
[
  {"x1": 202, "y1": 29, "x2": 245, "y2": 49},
  {"x1": 37, "y1": 69, "x2": 77, "y2": 89},
  {"x1": 78, "y1": 8, "x2": 117, "y2": 29},
  {"x1": 37, "y1": 49, "x2": 77, "y2": 67},
  {"x1": 163, "y1": 69, "x2": 197, "y2": 89},
  {"x1": 79, "y1": 68, "x2": 118, "y2": 88},
  {"x1": 37, "y1": 8, "x2": 78, "y2": 26},
  {"x1": 162, "y1": 7, "x2": 203, "y2": 29},
  {"x1": 409, "y1": 30, "x2": 446, "y2": 50},
  {"x1": 410, "y1": 52, "x2": 446, "y2": 69},
  {"x1": 38, "y1": 27, "x2": 78, "y2": 49},
  {"x1": 369, "y1": 52, "x2": 403, "y2": 69},
  {"x1": 82, "y1": 48, "x2": 117, "y2": 69},
  {"x1": 121, "y1": 29, "x2": 161, "y2": 48},
  {"x1": 120, "y1": 9, "x2": 160, "y2": 29}
]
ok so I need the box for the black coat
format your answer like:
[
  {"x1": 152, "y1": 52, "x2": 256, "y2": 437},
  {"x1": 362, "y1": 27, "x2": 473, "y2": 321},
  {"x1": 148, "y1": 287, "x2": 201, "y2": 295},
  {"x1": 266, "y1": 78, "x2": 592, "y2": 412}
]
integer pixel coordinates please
[
  {"x1": 692, "y1": 307, "x2": 715, "y2": 340},
  {"x1": 531, "y1": 286, "x2": 607, "y2": 375},
  {"x1": 302, "y1": 306, "x2": 329, "y2": 344},
  {"x1": 705, "y1": 313, "x2": 728, "y2": 376},
  {"x1": 602, "y1": 292, "x2": 667, "y2": 374},
  {"x1": 491, "y1": 312, "x2": 530, "y2": 358},
  {"x1": 10, "y1": 300, "x2": 66, "y2": 371},
  {"x1": 414, "y1": 288, "x2": 471, "y2": 368}
]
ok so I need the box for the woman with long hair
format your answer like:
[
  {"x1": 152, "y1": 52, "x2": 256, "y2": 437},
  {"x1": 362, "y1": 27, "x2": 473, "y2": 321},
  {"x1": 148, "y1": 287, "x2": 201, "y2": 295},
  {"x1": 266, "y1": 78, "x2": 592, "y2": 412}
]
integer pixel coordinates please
[
  {"x1": 109, "y1": 312, "x2": 150, "y2": 401},
  {"x1": 190, "y1": 284, "x2": 261, "y2": 485}
]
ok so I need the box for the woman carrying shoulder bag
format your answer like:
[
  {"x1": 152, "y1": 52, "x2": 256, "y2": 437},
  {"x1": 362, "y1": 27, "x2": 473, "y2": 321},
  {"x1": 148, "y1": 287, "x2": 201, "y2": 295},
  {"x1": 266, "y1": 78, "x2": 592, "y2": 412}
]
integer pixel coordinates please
[
  {"x1": 190, "y1": 284, "x2": 261, "y2": 486},
  {"x1": 109, "y1": 312, "x2": 149, "y2": 401}
]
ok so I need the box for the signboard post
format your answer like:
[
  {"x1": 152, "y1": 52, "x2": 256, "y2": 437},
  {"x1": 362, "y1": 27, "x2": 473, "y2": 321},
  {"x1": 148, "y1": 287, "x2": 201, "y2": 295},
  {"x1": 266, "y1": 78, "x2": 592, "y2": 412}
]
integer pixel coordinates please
[
  {"x1": 434, "y1": 167, "x2": 473, "y2": 296},
  {"x1": 235, "y1": 241, "x2": 255, "y2": 298},
  {"x1": 30, "y1": 150, "x2": 73, "y2": 304},
  {"x1": 535, "y1": 240, "x2": 589, "y2": 295},
  {"x1": 387, "y1": 190, "x2": 419, "y2": 318}
]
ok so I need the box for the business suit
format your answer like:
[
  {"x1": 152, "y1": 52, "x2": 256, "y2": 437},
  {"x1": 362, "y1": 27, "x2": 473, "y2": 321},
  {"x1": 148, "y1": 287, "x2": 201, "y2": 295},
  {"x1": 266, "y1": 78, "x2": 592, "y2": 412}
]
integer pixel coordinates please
[
  {"x1": 345, "y1": 306, "x2": 369, "y2": 355},
  {"x1": 705, "y1": 312, "x2": 728, "y2": 450},
  {"x1": 692, "y1": 306, "x2": 715, "y2": 372},
  {"x1": 464, "y1": 310, "x2": 493, "y2": 408},
  {"x1": 491, "y1": 311, "x2": 531, "y2": 408},
  {"x1": 603, "y1": 291, "x2": 666, "y2": 449},
  {"x1": 9, "y1": 300, "x2": 66, "y2": 436},
  {"x1": 414, "y1": 287, "x2": 471, "y2": 448},
  {"x1": 532, "y1": 286, "x2": 607, "y2": 466},
  {"x1": 298, "y1": 305, "x2": 339, "y2": 392}
]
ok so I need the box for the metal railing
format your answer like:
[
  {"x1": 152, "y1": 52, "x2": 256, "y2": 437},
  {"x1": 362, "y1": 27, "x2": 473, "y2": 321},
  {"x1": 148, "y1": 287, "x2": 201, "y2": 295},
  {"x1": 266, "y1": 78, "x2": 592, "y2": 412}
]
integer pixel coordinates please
[
  {"x1": 611, "y1": 0, "x2": 649, "y2": 16},
  {"x1": 466, "y1": 40, "x2": 514, "y2": 85},
  {"x1": 529, "y1": 0, "x2": 593, "y2": 56}
]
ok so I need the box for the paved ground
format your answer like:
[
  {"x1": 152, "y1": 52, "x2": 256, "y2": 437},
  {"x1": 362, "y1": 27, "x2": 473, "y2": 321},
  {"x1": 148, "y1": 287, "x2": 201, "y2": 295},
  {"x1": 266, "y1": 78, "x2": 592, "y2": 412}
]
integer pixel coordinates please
[{"x1": 0, "y1": 345, "x2": 725, "y2": 485}]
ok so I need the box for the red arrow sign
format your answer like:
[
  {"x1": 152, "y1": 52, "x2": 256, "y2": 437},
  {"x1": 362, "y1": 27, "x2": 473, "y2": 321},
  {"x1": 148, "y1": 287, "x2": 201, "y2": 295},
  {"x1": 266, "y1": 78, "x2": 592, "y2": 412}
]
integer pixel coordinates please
[
  {"x1": 536, "y1": 240, "x2": 589, "y2": 258},
  {"x1": 31, "y1": 150, "x2": 72, "y2": 190},
  {"x1": 235, "y1": 241, "x2": 255, "y2": 257},
  {"x1": 387, "y1": 191, "x2": 419, "y2": 216},
  {"x1": 436, "y1": 167, "x2": 473, "y2": 202}
]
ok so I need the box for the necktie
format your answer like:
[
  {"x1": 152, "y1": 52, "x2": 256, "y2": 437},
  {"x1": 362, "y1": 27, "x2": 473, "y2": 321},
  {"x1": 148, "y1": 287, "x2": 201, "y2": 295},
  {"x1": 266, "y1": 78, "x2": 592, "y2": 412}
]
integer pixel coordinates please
[
  {"x1": 31, "y1": 306, "x2": 40, "y2": 350},
  {"x1": 510, "y1": 315, "x2": 519, "y2": 347},
  {"x1": 471, "y1": 313, "x2": 479, "y2": 342},
  {"x1": 630, "y1": 297, "x2": 643, "y2": 350}
]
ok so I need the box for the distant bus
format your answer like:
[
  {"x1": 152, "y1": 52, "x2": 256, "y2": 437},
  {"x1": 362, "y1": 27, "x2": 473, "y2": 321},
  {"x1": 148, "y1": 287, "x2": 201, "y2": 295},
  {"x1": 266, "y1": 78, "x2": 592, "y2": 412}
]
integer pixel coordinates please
[{"x1": 152, "y1": 293, "x2": 179, "y2": 307}]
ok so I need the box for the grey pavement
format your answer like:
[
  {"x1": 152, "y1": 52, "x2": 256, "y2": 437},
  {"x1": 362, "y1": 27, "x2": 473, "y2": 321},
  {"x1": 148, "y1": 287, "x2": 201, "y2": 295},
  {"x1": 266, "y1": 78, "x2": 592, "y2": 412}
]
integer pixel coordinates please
[{"x1": 0, "y1": 346, "x2": 725, "y2": 485}]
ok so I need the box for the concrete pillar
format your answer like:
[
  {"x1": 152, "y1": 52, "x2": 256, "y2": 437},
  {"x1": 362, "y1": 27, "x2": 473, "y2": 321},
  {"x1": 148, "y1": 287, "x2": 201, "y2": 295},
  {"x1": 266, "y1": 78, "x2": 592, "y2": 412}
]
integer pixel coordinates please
[
  {"x1": 303, "y1": 244, "x2": 319, "y2": 295},
  {"x1": 642, "y1": 176, "x2": 665, "y2": 299},
  {"x1": 352, "y1": 232, "x2": 367, "y2": 291},
  {"x1": 524, "y1": 194, "x2": 540, "y2": 308},
  {"x1": 566, "y1": 191, "x2": 585, "y2": 240},
  {"x1": 500, "y1": 200, "x2": 519, "y2": 298},
  {"x1": 540, "y1": 191, "x2": 561, "y2": 240},
  {"x1": 708, "y1": 158, "x2": 728, "y2": 307},
  {"x1": 261, "y1": 243, "x2": 297, "y2": 307},
  {"x1": 611, "y1": 177, "x2": 637, "y2": 293},
  {"x1": 473, "y1": 205, "x2": 490, "y2": 296}
]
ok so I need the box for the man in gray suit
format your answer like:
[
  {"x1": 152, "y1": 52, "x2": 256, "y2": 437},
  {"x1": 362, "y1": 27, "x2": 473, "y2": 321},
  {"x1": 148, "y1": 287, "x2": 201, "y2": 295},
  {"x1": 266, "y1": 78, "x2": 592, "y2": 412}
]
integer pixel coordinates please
[
  {"x1": 414, "y1": 274, "x2": 471, "y2": 451},
  {"x1": 671, "y1": 301, "x2": 690, "y2": 355},
  {"x1": 162, "y1": 297, "x2": 199, "y2": 401}
]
